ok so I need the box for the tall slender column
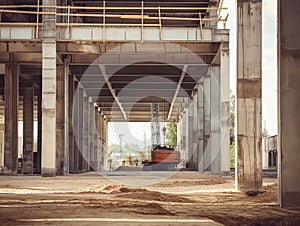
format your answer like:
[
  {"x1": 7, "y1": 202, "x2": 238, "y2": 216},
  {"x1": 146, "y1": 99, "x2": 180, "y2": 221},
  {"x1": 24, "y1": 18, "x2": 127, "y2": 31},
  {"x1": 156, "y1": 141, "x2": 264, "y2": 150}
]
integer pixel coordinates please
[
  {"x1": 23, "y1": 82, "x2": 34, "y2": 174},
  {"x1": 220, "y1": 43, "x2": 230, "y2": 173},
  {"x1": 4, "y1": 64, "x2": 19, "y2": 175},
  {"x1": 236, "y1": 0, "x2": 262, "y2": 191},
  {"x1": 37, "y1": 90, "x2": 42, "y2": 174},
  {"x1": 192, "y1": 92, "x2": 198, "y2": 168},
  {"x1": 197, "y1": 83, "x2": 204, "y2": 171},
  {"x1": 210, "y1": 66, "x2": 221, "y2": 173},
  {"x1": 41, "y1": 0, "x2": 57, "y2": 176},
  {"x1": 278, "y1": 0, "x2": 300, "y2": 208},
  {"x1": 68, "y1": 75, "x2": 75, "y2": 173},
  {"x1": 56, "y1": 65, "x2": 64, "y2": 175},
  {"x1": 203, "y1": 75, "x2": 211, "y2": 171}
]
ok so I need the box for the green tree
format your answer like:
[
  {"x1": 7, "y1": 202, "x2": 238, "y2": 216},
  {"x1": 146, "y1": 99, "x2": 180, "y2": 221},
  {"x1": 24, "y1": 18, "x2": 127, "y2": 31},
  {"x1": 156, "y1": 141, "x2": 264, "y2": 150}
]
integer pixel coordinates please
[{"x1": 165, "y1": 122, "x2": 177, "y2": 146}]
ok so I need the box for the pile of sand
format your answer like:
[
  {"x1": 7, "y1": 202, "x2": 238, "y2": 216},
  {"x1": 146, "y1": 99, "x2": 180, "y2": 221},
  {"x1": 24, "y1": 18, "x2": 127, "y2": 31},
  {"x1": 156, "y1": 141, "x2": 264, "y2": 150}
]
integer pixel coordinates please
[{"x1": 79, "y1": 184, "x2": 193, "y2": 203}]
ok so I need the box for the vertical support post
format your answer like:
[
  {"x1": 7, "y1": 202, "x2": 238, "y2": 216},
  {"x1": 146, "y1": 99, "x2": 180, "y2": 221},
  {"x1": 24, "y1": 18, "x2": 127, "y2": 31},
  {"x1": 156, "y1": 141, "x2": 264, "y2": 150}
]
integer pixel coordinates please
[
  {"x1": 102, "y1": 1, "x2": 106, "y2": 42},
  {"x1": 236, "y1": 0, "x2": 262, "y2": 191},
  {"x1": 141, "y1": 1, "x2": 144, "y2": 42},
  {"x1": 83, "y1": 93, "x2": 89, "y2": 171},
  {"x1": 23, "y1": 82, "x2": 34, "y2": 175},
  {"x1": 56, "y1": 65, "x2": 64, "y2": 175},
  {"x1": 220, "y1": 43, "x2": 230, "y2": 173},
  {"x1": 37, "y1": 88, "x2": 42, "y2": 174},
  {"x1": 68, "y1": 74, "x2": 74, "y2": 173},
  {"x1": 278, "y1": 0, "x2": 300, "y2": 208},
  {"x1": 63, "y1": 60, "x2": 69, "y2": 175},
  {"x1": 192, "y1": 91, "x2": 198, "y2": 167},
  {"x1": 158, "y1": 6, "x2": 162, "y2": 40},
  {"x1": 41, "y1": 0, "x2": 57, "y2": 177},
  {"x1": 4, "y1": 64, "x2": 19, "y2": 175},
  {"x1": 203, "y1": 75, "x2": 211, "y2": 171},
  {"x1": 210, "y1": 66, "x2": 221, "y2": 173},
  {"x1": 197, "y1": 83, "x2": 204, "y2": 171}
]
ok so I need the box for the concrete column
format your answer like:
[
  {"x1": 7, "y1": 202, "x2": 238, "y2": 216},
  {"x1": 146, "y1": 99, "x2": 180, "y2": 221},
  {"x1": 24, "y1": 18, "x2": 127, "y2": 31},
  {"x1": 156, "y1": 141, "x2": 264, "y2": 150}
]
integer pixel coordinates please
[
  {"x1": 56, "y1": 65, "x2": 64, "y2": 175},
  {"x1": 103, "y1": 119, "x2": 108, "y2": 170},
  {"x1": 203, "y1": 75, "x2": 211, "y2": 171},
  {"x1": 68, "y1": 75, "x2": 75, "y2": 173},
  {"x1": 36, "y1": 90, "x2": 42, "y2": 174},
  {"x1": 188, "y1": 102, "x2": 193, "y2": 161},
  {"x1": 236, "y1": 0, "x2": 262, "y2": 191},
  {"x1": 197, "y1": 83, "x2": 204, "y2": 171},
  {"x1": 93, "y1": 106, "x2": 99, "y2": 171},
  {"x1": 220, "y1": 43, "x2": 230, "y2": 173},
  {"x1": 278, "y1": 0, "x2": 300, "y2": 208},
  {"x1": 83, "y1": 94, "x2": 89, "y2": 171},
  {"x1": 41, "y1": 0, "x2": 57, "y2": 177},
  {"x1": 73, "y1": 84, "x2": 81, "y2": 173},
  {"x1": 192, "y1": 92, "x2": 198, "y2": 167},
  {"x1": 210, "y1": 66, "x2": 221, "y2": 173},
  {"x1": 4, "y1": 64, "x2": 19, "y2": 175},
  {"x1": 88, "y1": 99, "x2": 94, "y2": 170},
  {"x1": 22, "y1": 82, "x2": 34, "y2": 174}
]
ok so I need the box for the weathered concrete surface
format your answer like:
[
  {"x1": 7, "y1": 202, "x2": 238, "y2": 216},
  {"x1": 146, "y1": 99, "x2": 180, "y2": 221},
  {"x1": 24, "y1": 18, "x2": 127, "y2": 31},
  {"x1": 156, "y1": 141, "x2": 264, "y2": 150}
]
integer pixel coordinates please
[
  {"x1": 210, "y1": 66, "x2": 221, "y2": 173},
  {"x1": 22, "y1": 83, "x2": 34, "y2": 174},
  {"x1": 41, "y1": 0, "x2": 57, "y2": 177},
  {"x1": 203, "y1": 76, "x2": 211, "y2": 171},
  {"x1": 236, "y1": 0, "x2": 262, "y2": 192},
  {"x1": 4, "y1": 64, "x2": 19, "y2": 175},
  {"x1": 197, "y1": 83, "x2": 204, "y2": 171},
  {"x1": 56, "y1": 65, "x2": 64, "y2": 175},
  {"x1": 220, "y1": 44, "x2": 230, "y2": 173},
  {"x1": 278, "y1": 0, "x2": 300, "y2": 208}
]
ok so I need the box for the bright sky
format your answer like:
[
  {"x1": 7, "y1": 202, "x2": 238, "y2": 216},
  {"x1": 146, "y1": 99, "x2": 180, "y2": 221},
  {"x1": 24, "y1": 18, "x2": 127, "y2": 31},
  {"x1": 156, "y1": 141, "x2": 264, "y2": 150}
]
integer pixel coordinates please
[{"x1": 109, "y1": 0, "x2": 279, "y2": 145}]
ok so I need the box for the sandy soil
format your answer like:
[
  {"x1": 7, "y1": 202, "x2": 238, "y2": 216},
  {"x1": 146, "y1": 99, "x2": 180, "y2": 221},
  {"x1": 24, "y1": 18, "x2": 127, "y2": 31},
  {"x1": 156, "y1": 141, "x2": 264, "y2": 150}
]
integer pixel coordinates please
[{"x1": 0, "y1": 172, "x2": 299, "y2": 226}]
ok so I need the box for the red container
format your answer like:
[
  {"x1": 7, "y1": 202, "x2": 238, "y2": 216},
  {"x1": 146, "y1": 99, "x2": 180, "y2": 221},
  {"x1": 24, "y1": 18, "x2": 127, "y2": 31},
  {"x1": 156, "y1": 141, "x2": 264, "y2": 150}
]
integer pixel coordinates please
[{"x1": 151, "y1": 149, "x2": 180, "y2": 163}]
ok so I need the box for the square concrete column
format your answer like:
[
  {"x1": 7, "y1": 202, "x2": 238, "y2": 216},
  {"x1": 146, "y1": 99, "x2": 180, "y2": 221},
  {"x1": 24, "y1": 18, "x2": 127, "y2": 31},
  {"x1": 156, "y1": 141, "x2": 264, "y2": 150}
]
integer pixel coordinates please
[
  {"x1": 192, "y1": 91, "x2": 198, "y2": 167},
  {"x1": 56, "y1": 65, "x2": 64, "y2": 175},
  {"x1": 220, "y1": 43, "x2": 230, "y2": 173},
  {"x1": 203, "y1": 75, "x2": 211, "y2": 171},
  {"x1": 188, "y1": 101, "x2": 194, "y2": 161},
  {"x1": 36, "y1": 89, "x2": 42, "y2": 174},
  {"x1": 236, "y1": 0, "x2": 262, "y2": 191},
  {"x1": 22, "y1": 82, "x2": 34, "y2": 175},
  {"x1": 197, "y1": 83, "x2": 204, "y2": 171},
  {"x1": 41, "y1": 0, "x2": 57, "y2": 177},
  {"x1": 83, "y1": 94, "x2": 89, "y2": 171},
  {"x1": 278, "y1": 0, "x2": 300, "y2": 208},
  {"x1": 4, "y1": 64, "x2": 19, "y2": 175},
  {"x1": 210, "y1": 66, "x2": 221, "y2": 173},
  {"x1": 68, "y1": 75, "x2": 75, "y2": 173}
]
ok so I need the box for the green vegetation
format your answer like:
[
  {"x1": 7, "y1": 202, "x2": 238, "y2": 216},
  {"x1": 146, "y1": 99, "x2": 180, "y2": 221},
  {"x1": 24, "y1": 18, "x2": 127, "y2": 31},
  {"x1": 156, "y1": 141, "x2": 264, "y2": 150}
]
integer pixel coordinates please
[
  {"x1": 230, "y1": 141, "x2": 235, "y2": 168},
  {"x1": 165, "y1": 122, "x2": 177, "y2": 146}
]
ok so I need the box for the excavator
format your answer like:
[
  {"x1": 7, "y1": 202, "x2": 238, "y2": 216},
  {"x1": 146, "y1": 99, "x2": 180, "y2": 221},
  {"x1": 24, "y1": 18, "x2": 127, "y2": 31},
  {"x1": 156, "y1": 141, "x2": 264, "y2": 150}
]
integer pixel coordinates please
[{"x1": 142, "y1": 103, "x2": 180, "y2": 171}]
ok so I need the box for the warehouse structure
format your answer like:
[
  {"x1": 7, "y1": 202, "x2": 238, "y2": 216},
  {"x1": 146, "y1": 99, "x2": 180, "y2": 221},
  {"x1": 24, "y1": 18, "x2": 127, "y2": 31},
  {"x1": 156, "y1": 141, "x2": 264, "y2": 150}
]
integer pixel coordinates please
[{"x1": 0, "y1": 0, "x2": 299, "y2": 208}]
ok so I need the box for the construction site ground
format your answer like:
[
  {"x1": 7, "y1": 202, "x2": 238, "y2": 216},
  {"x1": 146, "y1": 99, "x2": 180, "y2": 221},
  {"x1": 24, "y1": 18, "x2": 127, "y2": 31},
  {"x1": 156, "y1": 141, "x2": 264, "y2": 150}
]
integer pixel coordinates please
[{"x1": 0, "y1": 172, "x2": 300, "y2": 226}]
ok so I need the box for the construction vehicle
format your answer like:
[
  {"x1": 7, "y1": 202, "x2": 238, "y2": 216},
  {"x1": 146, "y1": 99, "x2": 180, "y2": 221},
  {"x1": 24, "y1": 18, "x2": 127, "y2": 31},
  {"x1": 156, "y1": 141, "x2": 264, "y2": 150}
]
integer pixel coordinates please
[{"x1": 142, "y1": 103, "x2": 180, "y2": 171}]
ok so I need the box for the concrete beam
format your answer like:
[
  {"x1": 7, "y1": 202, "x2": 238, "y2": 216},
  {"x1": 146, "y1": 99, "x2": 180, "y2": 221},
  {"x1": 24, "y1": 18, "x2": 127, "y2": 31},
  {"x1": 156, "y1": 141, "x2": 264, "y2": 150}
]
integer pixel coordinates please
[
  {"x1": 236, "y1": 0, "x2": 262, "y2": 192},
  {"x1": 278, "y1": 0, "x2": 300, "y2": 208}
]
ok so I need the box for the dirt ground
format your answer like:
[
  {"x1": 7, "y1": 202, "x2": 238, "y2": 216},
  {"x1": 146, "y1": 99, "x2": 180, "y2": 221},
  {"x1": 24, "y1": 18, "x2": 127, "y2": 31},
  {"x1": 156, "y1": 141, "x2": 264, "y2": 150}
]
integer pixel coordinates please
[{"x1": 0, "y1": 172, "x2": 299, "y2": 226}]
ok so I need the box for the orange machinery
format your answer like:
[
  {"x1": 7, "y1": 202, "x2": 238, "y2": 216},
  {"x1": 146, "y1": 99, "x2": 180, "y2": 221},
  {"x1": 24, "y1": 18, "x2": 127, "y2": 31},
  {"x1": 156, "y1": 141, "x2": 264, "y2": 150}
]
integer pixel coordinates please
[{"x1": 142, "y1": 146, "x2": 180, "y2": 171}]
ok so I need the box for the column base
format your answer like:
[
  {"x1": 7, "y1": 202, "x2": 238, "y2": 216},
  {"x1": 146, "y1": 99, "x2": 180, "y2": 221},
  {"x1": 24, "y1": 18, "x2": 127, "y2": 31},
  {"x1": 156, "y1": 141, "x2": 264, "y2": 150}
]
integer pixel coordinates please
[
  {"x1": 41, "y1": 168, "x2": 56, "y2": 177},
  {"x1": 2, "y1": 168, "x2": 18, "y2": 175},
  {"x1": 281, "y1": 191, "x2": 300, "y2": 208}
]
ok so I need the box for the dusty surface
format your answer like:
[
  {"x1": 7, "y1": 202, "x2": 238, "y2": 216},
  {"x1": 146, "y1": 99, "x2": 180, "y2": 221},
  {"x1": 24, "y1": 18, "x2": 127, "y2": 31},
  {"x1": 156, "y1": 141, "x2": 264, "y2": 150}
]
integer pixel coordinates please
[{"x1": 0, "y1": 172, "x2": 299, "y2": 226}]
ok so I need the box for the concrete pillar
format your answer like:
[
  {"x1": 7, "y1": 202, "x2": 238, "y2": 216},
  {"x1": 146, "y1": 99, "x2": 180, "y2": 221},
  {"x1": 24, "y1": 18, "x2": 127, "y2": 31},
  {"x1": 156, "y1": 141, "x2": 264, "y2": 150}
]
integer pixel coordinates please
[
  {"x1": 4, "y1": 64, "x2": 19, "y2": 175},
  {"x1": 83, "y1": 94, "x2": 89, "y2": 171},
  {"x1": 236, "y1": 0, "x2": 262, "y2": 191},
  {"x1": 192, "y1": 92, "x2": 198, "y2": 167},
  {"x1": 22, "y1": 82, "x2": 34, "y2": 174},
  {"x1": 73, "y1": 84, "x2": 81, "y2": 173},
  {"x1": 210, "y1": 66, "x2": 221, "y2": 173},
  {"x1": 56, "y1": 65, "x2": 64, "y2": 175},
  {"x1": 68, "y1": 75, "x2": 75, "y2": 173},
  {"x1": 36, "y1": 90, "x2": 42, "y2": 174},
  {"x1": 188, "y1": 102, "x2": 193, "y2": 161},
  {"x1": 41, "y1": 0, "x2": 57, "y2": 177},
  {"x1": 103, "y1": 119, "x2": 108, "y2": 170},
  {"x1": 278, "y1": 0, "x2": 300, "y2": 208},
  {"x1": 197, "y1": 83, "x2": 204, "y2": 171},
  {"x1": 203, "y1": 75, "x2": 211, "y2": 171},
  {"x1": 220, "y1": 44, "x2": 230, "y2": 173},
  {"x1": 93, "y1": 106, "x2": 98, "y2": 171},
  {"x1": 88, "y1": 98, "x2": 94, "y2": 170}
]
